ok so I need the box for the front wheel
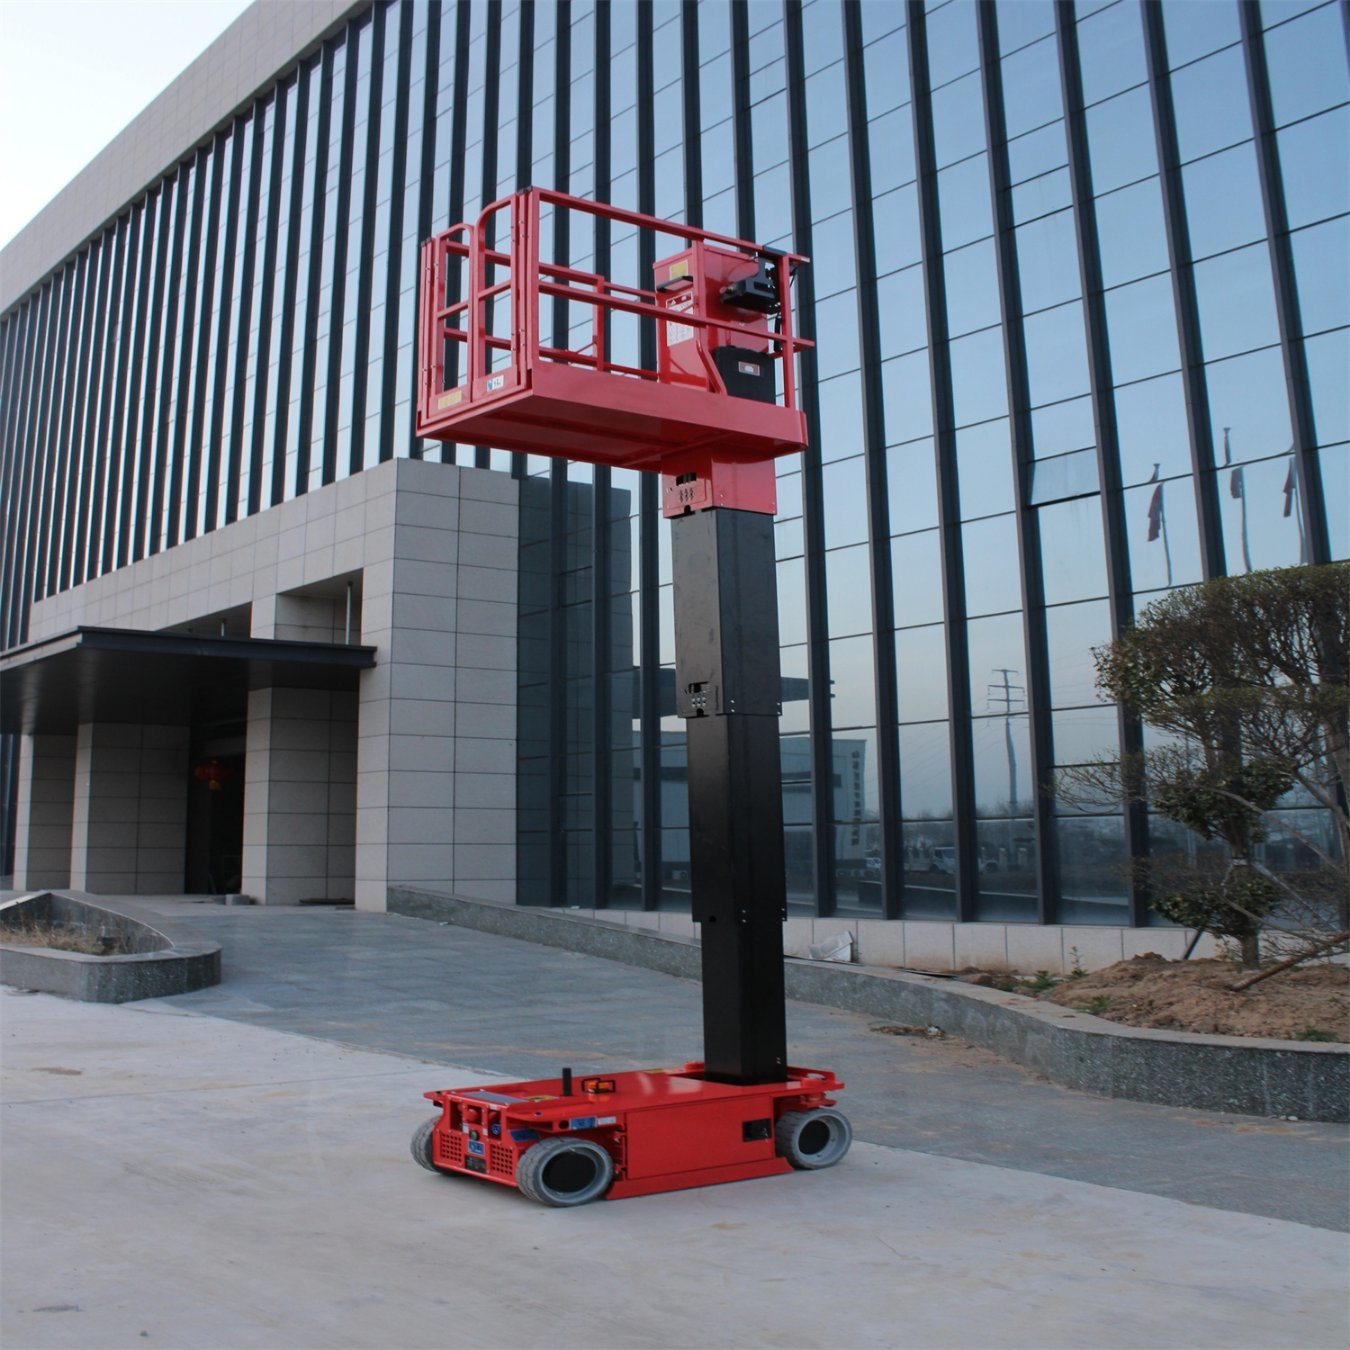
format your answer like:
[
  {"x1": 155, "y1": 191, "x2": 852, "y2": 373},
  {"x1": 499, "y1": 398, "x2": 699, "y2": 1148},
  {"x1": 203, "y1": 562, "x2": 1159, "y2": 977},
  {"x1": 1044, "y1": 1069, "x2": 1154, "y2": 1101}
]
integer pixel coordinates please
[
  {"x1": 776, "y1": 1107, "x2": 852, "y2": 1170},
  {"x1": 516, "y1": 1137, "x2": 614, "y2": 1206},
  {"x1": 411, "y1": 1115, "x2": 453, "y2": 1174}
]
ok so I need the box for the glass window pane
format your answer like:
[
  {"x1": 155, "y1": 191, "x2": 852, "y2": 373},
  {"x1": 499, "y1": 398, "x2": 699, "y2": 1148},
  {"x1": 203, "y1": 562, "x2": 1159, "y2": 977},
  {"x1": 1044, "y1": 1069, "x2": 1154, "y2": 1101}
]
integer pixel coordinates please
[
  {"x1": 813, "y1": 290, "x2": 860, "y2": 378},
  {"x1": 944, "y1": 238, "x2": 1001, "y2": 338},
  {"x1": 975, "y1": 815, "x2": 1038, "y2": 920},
  {"x1": 1045, "y1": 599, "x2": 1113, "y2": 708},
  {"x1": 1124, "y1": 473, "x2": 1204, "y2": 591},
  {"x1": 1264, "y1": 1, "x2": 1350, "y2": 128},
  {"x1": 925, "y1": 0, "x2": 980, "y2": 87},
  {"x1": 1305, "y1": 328, "x2": 1350, "y2": 449},
  {"x1": 899, "y1": 722, "x2": 953, "y2": 821},
  {"x1": 1085, "y1": 85, "x2": 1157, "y2": 193},
  {"x1": 1007, "y1": 120, "x2": 1069, "y2": 184},
  {"x1": 1106, "y1": 273, "x2": 1181, "y2": 384},
  {"x1": 1024, "y1": 302, "x2": 1091, "y2": 405},
  {"x1": 1193, "y1": 243, "x2": 1280, "y2": 361},
  {"x1": 887, "y1": 438, "x2": 940, "y2": 535},
  {"x1": 1291, "y1": 217, "x2": 1350, "y2": 337},
  {"x1": 999, "y1": 2, "x2": 1055, "y2": 56},
  {"x1": 825, "y1": 544, "x2": 874, "y2": 639},
  {"x1": 967, "y1": 611, "x2": 1026, "y2": 714},
  {"x1": 972, "y1": 713, "x2": 1031, "y2": 816},
  {"x1": 877, "y1": 265, "x2": 927, "y2": 357},
  {"x1": 932, "y1": 70, "x2": 987, "y2": 168},
  {"x1": 938, "y1": 154, "x2": 993, "y2": 249},
  {"x1": 817, "y1": 371, "x2": 865, "y2": 463},
  {"x1": 1115, "y1": 372, "x2": 1191, "y2": 487},
  {"x1": 882, "y1": 349, "x2": 935, "y2": 445},
  {"x1": 1162, "y1": 0, "x2": 1240, "y2": 68},
  {"x1": 1218, "y1": 453, "x2": 1314, "y2": 573},
  {"x1": 1016, "y1": 209, "x2": 1081, "y2": 313},
  {"x1": 1057, "y1": 816, "x2": 1130, "y2": 925},
  {"x1": 1011, "y1": 166, "x2": 1074, "y2": 224},
  {"x1": 780, "y1": 643, "x2": 812, "y2": 734},
  {"x1": 1277, "y1": 106, "x2": 1349, "y2": 229},
  {"x1": 963, "y1": 513, "x2": 1022, "y2": 616},
  {"x1": 1077, "y1": 0, "x2": 1148, "y2": 104},
  {"x1": 1038, "y1": 495, "x2": 1109, "y2": 604},
  {"x1": 1205, "y1": 346, "x2": 1293, "y2": 465},
  {"x1": 1029, "y1": 447, "x2": 1100, "y2": 503},
  {"x1": 1095, "y1": 177, "x2": 1169, "y2": 287},
  {"x1": 1319, "y1": 444, "x2": 1349, "y2": 560},
  {"x1": 1181, "y1": 141, "x2": 1267, "y2": 261},
  {"x1": 957, "y1": 418, "x2": 1015, "y2": 519},
  {"x1": 1170, "y1": 44, "x2": 1252, "y2": 161},
  {"x1": 891, "y1": 529, "x2": 945, "y2": 627},
  {"x1": 949, "y1": 326, "x2": 1009, "y2": 426},
  {"x1": 1001, "y1": 37, "x2": 1064, "y2": 138},
  {"x1": 1031, "y1": 394, "x2": 1095, "y2": 458},
  {"x1": 829, "y1": 633, "x2": 876, "y2": 728},
  {"x1": 902, "y1": 815, "x2": 957, "y2": 916},
  {"x1": 896, "y1": 623, "x2": 949, "y2": 723},
  {"x1": 869, "y1": 105, "x2": 917, "y2": 195},
  {"x1": 1052, "y1": 705, "x2": 1121, "y2": 765},
  {"x1": 821, "y1": 455, "x2": 868, "y2": 549}
]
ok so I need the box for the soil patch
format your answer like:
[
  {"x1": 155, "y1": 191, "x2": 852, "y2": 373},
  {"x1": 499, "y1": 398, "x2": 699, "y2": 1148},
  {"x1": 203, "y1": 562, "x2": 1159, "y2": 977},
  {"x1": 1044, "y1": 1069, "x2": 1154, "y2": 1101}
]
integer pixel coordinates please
[
  {"x1": 1039, "y1": 955, "x2": 1349, "y2": 1042},
  {"x1": 0, "y1": 921, "x2": 132, "y2": 956}
]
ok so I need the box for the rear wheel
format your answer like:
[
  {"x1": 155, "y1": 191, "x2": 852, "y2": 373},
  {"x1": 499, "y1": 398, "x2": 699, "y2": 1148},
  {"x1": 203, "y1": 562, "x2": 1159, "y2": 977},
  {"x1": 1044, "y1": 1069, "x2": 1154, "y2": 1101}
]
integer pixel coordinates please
[
  {"x1": 516, "y1": 1137, "x2": 614, "y2": 1207},
  {"x1": 411, "y1": 1115, "x2": 451, "y2": 1174},
  {"x1": 775, "y1": 1108, "x2": 852, "y2": 1170}
]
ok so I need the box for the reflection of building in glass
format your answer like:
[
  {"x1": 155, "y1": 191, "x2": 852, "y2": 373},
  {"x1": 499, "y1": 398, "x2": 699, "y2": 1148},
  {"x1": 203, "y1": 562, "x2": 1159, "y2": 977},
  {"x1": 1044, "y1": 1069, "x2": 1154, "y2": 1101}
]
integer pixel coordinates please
[{"x1": 2, "y1": 0, "x2": 1346, "y2": 933}]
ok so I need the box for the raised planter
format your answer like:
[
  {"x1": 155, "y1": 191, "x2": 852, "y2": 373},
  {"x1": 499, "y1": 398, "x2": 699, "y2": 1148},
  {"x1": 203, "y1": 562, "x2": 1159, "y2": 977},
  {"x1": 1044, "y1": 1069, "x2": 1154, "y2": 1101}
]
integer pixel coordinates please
[
  {"x1": 389, "y1": 885, "x2": 1348, "y2": 1124},
  {"x1": 0, "y1": 892, "x2": 220, "y2": 1003}
]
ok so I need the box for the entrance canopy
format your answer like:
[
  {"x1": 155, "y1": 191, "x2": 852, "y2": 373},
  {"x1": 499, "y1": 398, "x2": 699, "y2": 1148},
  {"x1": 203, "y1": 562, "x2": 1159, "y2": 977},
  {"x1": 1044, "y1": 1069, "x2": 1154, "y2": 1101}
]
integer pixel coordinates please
[{"x1": 1, "y1": 627, "x2": 378, "y2": 735}]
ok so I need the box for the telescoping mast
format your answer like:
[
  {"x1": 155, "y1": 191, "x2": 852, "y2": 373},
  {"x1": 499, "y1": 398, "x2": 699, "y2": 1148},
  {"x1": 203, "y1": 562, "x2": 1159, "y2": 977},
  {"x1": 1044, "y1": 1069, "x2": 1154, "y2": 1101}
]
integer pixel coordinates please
[{"x1": 409, "y1": 189, "x2": 852, "y2": 1206}]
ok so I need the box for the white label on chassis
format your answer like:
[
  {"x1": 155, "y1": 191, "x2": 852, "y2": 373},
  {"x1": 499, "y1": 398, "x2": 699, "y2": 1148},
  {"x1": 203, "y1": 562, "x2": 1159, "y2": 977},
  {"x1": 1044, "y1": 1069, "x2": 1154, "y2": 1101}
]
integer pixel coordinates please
[{"x1": 665, "y1": 293, "x2": 695, "y2": 346}]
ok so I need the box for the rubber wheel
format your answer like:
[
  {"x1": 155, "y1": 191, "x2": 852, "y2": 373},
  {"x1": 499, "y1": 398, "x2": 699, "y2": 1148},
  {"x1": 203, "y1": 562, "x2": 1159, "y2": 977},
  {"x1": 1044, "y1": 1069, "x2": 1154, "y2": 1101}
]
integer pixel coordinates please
[
  {"x1": 516, "y1": 1137, "x2": 614, "y2": 1207},
  {"x1": 411, "y1": 1115, "x2": 452, "y2": 1174},
  {"x1": 775, "y1": 1108, "x2": 852, "y2": 1170}
]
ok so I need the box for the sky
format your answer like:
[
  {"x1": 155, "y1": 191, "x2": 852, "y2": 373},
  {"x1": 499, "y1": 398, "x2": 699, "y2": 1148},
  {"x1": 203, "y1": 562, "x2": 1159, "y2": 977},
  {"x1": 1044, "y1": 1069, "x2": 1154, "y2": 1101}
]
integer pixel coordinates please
[{"x1": 0, "y1": 0, "x2": 252, "y2": 250}]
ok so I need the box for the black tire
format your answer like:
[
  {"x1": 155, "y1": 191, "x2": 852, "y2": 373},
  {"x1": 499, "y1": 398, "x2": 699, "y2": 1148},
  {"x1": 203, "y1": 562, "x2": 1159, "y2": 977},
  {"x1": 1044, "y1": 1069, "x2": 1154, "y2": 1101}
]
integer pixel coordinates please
[
  {"x1": 411, "y1": 1115, "x2": 449, "y2": 1174},
  {"x1": 516, "y1": 1137, "x2": 614, "y2": 1207},
  {"x1": 775, "y1": 1108, "x2": 852, "y2": 1170}
]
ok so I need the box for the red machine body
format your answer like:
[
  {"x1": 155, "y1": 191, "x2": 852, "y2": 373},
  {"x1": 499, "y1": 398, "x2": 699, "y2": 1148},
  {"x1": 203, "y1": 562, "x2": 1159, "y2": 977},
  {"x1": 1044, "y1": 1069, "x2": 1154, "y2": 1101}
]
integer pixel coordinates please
[
  {"x1": 415, "y1": 189, "x2": 810, "y2": 515},
  {"x1": 423, "y1": 1065, "x2": 844, "y2": 1202}
]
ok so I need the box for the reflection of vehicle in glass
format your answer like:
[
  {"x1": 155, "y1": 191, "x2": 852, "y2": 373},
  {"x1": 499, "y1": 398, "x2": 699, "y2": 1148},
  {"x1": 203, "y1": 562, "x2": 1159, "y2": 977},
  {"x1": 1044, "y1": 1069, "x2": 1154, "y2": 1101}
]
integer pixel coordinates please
[{"x1": 928, "y1": 847, "x2": 998, "y2": 874}]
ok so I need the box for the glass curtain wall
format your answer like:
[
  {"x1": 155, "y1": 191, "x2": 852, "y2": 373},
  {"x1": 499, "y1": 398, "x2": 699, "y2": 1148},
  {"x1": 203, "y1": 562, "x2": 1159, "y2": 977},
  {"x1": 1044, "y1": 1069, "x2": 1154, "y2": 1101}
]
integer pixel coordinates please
[{"x1": 1, "y1": 0, "x2": 1345, "y2": 916}]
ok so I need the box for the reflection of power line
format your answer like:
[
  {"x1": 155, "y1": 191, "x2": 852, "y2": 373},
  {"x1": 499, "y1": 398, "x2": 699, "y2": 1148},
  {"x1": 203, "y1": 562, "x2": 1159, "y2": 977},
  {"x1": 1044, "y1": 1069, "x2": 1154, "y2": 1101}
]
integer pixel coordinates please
[{"x1": 987, "y1": 668, "x2": 1024, "y2": 821}]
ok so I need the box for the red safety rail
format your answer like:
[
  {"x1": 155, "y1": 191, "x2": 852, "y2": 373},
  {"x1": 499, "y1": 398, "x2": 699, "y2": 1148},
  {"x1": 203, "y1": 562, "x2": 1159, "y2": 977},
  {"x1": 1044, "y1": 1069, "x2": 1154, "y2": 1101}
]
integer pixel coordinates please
[{"x1": 416, "y1": 188, "x2": 811, "y2": 487}]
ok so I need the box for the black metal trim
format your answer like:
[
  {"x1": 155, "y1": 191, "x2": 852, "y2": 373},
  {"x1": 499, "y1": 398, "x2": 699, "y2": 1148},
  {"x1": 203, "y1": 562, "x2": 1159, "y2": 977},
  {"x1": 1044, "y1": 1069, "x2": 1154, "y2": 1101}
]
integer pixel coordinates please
[
  {"x1": 978, "y1": 1, "x2": 1058, "y2": 925},
  {"x1": 1142, "y1": 2, "x2": 1226, "y2": 580},
  {"x1": 51, "y1": 231, "x2": 94, "y2": 588},
  {"x1": 784, "y1": 0, "x2": 836, "y2": 919},
  {"x1": 102, "y1": 210, "x2": 141, "y2": 571},
  {"x1": 1055, "y1": 0, "x2": 1149, "y2": 926},
  {"x1": 84, "y1": 218, "x2": 129, "y2": 581},
  {"x1": 842, "y1": 0, "x2": 902, "y2": 920},
  {"x1": 1239, "y1": 0, "x2": 1331, "y2": 567},
  {"x1": 681, "y1": 0, "x2": 704, "y2": 226},
  {"x1": 71, "y1": 225, "x2": 116, "y2": 582},
  {"x1": 408, "y1": 0, "x2": 443, "y2": 460},
  {"x1": 115, "y1": 203, "x2": 153, "y2": 567},
  {"x1": 909, "y1": 0, "x2": 977, "y2": 921}
]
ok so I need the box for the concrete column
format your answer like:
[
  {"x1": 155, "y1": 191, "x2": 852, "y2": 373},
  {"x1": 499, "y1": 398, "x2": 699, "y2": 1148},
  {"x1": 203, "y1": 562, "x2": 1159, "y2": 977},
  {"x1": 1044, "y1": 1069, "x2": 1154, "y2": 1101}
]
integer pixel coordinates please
[
  {"x1": 355, "y1": 460, "x2": 518, "y2": 910},
  {"x1": 70, "y1": 723, "x2": 189, "y2": 894},
  {"x1": 241, "y1": 687, "x2": 358, "y2": 904},
  {"x1": 12, "y1": 734, "x2": 76, "y2": 889}
]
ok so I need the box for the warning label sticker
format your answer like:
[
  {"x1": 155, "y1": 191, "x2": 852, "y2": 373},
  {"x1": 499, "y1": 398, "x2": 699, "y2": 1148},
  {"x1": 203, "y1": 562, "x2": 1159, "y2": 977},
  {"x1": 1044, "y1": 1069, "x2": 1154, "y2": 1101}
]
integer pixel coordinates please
[{"x1": 665, "y1": 293, "x2": 695, "y2": 346}]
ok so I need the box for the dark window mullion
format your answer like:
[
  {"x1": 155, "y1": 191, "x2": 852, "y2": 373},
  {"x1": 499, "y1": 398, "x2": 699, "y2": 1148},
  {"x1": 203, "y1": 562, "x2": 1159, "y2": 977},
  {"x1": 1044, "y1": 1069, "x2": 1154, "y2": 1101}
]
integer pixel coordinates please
[
  {"x1": 637, "y1": 0, "x2": 662, "y2": 911},
  {"x1": 38, "y1": 267, "x2": 78, "y2": 591},
  {"x1": 978, "y1": 2, "x2": 1058, "y2": 925},
  {"x1": 103, "y1": 207, "x2": 143, "y2": 571},
  {"x1": 248, "y1": 85, "x2": 289, "y2": 514},
  {"x1": 69, "y1": 234, "x2": 113, "y2": 585},
  {"x1": 50, "y1": 249, "x2": 93, "y2": 590},
  {"x1": 147, "y1": 169, "x2": 191, "y2": 553},
  {"x1": 730, "y1": 0, "x2": 755, "y2": 240},
  {"x1": 377, "y1": 1, "x2": 416, "y2": 466},
  {"x1": 506, "y1": 0, "x2": 535, "y2": 482},
  {"x1": 1239, "y1": 0, "x2": 1330, "y2": 566},
  {"x1": 472, "y1": 0, "x2": 501, "y2": 472},
  {"x1": 166, "y1": 153, "x2": 207, "y2": 549},
  {"x1": 589, "y1": 0, "x2": 614, "y2": 908},
  {"x1": 116, "y1": 201, "x2": 156, "y2": 568},
  {"x1": 203, "y1": 123, "x2": 246, "y2": 531},
  {"x1": 295, "y1": 48, "x2": 336, "y2": 498},
  {"x1": 322, "y1": 29, "x2": 361, "y2": 490},
  {"x1": 437, "y1": 0, "x2": 473, "y2": 466},
  {"x1": 842, "y1": 0, "x2": 902, "y2": 919},
  {"x1": 7, "y1": 288, "x2": 52, "y2": 644},
  {"x1": 84, "y1": 217, "x2": 130, "y2": 581},
  {"x1": 408, "y1": 0, "x2": 443, "y2": 460},
  {"x1": 786, "y1": 0, "x2": 837, "y2": 918},
  {"x1": 0, "y1": 298, "x2": 39, "y2": 648},
  {"x1": 349, "y1": 6, "x2": 387, "y2": 477},
  {"x1": 185, "y1": 141, "x2": 227, "y2": 539},
  {"x1": 909, "y1": 0, "x2": 978, "y2": 921},
  {"x1": 680, "y1": 0, "x2": 703, "y2": 226},
  {"x1": 1142, "y1": 3, "x2": 1225, "y2": 580},
  {"x1": 1055, "y1": 0, "x2": 1149, "y2": 925}
]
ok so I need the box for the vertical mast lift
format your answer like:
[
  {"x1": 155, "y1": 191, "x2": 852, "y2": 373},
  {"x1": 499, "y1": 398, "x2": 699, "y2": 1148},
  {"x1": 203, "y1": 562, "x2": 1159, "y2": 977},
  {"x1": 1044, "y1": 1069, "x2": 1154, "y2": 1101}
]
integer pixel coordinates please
[{"x1": 408, "y1": 190, "x2": 851, "y2": 1205}]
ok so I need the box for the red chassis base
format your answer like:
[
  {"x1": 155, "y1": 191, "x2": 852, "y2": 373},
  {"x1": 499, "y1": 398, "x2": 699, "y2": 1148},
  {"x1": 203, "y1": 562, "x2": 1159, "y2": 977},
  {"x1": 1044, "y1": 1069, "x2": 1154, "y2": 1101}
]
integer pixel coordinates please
[{"x1": 417, "y1": 1063, "x2": 848, "y2": 1204}]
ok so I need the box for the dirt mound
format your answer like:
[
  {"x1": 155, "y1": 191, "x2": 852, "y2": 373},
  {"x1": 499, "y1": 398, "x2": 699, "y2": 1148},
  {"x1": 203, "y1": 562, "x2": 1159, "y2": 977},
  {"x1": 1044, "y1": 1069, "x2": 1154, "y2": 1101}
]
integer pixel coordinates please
[{"x1": 1045, "y1": 955, "x2": 1349, "y2": 1042}]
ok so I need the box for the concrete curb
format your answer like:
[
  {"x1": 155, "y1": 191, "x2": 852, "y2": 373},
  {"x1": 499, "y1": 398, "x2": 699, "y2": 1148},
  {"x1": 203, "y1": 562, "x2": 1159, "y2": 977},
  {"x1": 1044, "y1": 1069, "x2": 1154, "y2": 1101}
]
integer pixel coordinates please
[
  {"x1": 388, "y1": 886, "x2": 1349, "y2": 1123},
  {"x1": 0, "y1": 892, "x2": 221, "y2": 1003}
]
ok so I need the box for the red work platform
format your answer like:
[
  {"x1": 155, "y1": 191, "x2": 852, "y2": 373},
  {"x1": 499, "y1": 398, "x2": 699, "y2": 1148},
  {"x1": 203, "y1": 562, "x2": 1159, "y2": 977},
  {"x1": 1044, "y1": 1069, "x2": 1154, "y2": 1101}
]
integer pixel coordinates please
[
  {"x1": 415, "y1": 189, "x2": 811, "y2": 508},
  {"x1": 414, "y1": 1065, "x2": 850, "y2": 1205}
]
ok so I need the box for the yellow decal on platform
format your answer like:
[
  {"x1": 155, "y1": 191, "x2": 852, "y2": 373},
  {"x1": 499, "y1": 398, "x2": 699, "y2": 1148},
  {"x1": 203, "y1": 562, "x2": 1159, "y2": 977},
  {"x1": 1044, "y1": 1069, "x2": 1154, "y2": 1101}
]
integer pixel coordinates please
[{"x1": 438, "y1": 388, "x2": 463, "y2": 409}]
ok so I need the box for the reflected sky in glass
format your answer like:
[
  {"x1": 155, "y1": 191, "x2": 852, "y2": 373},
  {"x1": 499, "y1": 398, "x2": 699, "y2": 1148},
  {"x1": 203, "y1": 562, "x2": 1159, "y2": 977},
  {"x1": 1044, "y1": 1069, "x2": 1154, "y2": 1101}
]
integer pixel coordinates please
[
  {"x1": 1277, "y1": 107, "x2": 1348, "y2": 230},
  {"x1": 1115, "y1": 372, "x2": 1191, "y2": 487},
  {"x1": 899, "y1": 721, "x2": 953, "y2": 819},
  {"x1": 1264, "y1": 1, "x2": 1350, "y2": 128},
  {"x1": 896, "y1": 622, "x2": 949, "y2": 723},
  {"x1": 1170, "y1": 44, "x2": 1252, "y2": 161},
  {"x1": 1124, "y1": 474, "x2": 1203, "y2": 592},
  {"x1": 963, "y1": 513, "x2": 1022, "y2": 616},
  {"x1": 1182, "y1": 141, "x2": 1266, "y2": 261},
  {"x1": 1193, "y1": 243, "x2": 1280, "y2": 361},
  {"x1": 1039, "y1": 495, "x2": 1110, "y2": 604},
  {"x1": 1045, "y1": 599, "x2": 1113, "y2": 708},
  {"x1": 1205, "y1": 345, "x2": 1293, "y2": 465}
]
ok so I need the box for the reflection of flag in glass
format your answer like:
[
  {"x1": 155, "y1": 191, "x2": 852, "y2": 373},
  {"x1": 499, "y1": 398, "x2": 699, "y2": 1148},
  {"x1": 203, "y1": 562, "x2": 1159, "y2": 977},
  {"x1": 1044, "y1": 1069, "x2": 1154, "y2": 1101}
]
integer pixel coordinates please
[
  {"x1": 1283, "y1": 451, "x2": 1307, "y2": 563},
  {"x1": 1146, "y1": 463, "x2": 1172, "y2": 585},
  {"x1": 1223, "y1": 426, "x2": 1252, "y2": 573},
  {"x1": 1283, "y1": 458, "x2": 1296, "y2": 517}
]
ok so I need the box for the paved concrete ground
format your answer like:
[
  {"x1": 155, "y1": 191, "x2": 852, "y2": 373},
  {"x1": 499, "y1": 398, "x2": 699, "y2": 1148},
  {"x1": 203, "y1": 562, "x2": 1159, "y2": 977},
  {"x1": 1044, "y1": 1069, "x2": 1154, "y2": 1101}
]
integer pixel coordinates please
[
  {"x1": 131, "y1": 904, "x2": 1347, "y2": 1231},
  {"x1": 2, "y1": 903, "x2": 1348, "y2": 1349}
]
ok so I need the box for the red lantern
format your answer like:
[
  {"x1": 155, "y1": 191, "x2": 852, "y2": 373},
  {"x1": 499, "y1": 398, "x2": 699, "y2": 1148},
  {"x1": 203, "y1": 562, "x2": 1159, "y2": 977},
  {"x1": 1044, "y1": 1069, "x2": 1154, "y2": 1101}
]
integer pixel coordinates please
[{"x1": 193, "y1": 759, "x2": 231, "y2": 792}]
